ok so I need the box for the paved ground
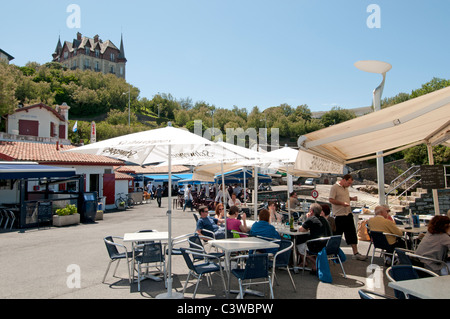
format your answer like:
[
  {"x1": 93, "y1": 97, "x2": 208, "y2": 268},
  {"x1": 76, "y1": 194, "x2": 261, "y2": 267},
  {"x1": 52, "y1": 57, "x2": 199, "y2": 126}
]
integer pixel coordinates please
[{"x1": 0, "y1": 195, "x2": 397, "y2": 302}]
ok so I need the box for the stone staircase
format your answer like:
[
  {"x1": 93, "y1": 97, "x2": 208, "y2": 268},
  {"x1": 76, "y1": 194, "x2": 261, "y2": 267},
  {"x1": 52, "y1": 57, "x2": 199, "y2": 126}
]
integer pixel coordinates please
[{"x1": 389, "y1": 188, "x2": 428, "y2": 215}]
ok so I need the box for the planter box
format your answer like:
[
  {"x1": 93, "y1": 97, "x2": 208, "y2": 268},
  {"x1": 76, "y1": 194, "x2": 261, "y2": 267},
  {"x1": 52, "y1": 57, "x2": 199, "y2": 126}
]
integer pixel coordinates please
[
  {"x1": 95, "y1": 210, "x2": 103, "y2": 221},
  {"x1": 53, "y1": 214, "x2": 80, "y2": 227}
]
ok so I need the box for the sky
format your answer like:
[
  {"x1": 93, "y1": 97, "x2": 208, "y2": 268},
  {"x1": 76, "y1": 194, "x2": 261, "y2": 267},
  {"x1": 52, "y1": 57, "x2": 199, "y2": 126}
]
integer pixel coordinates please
[{"x1": 1, "y1": 0, "x2": 450, "y2": 113}]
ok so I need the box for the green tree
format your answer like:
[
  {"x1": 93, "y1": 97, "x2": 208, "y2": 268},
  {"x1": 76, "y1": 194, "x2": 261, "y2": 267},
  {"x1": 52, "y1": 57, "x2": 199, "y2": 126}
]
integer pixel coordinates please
[
  {"x1": 320, "y1": 107, "x2": 356, "y2": 127},
  {"x1": 0, "y1": 62, "x2": 18, "y2": 116}
]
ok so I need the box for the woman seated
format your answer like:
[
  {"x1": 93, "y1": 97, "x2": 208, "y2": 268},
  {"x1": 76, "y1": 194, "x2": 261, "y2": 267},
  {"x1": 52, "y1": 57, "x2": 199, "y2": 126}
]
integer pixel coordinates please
[
  {"x1": 226, "y1": 206, "x2": 249, "y2": 237},
  {"x1": 415, "y1": 215, "x2": 450, "y2": 275}
]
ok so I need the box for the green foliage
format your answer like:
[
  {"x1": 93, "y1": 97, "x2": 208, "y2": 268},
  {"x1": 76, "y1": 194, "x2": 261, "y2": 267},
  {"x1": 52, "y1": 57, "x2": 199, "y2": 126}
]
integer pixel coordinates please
[
  {"x1": 55, "y1": 204, "x2": 78, "y2": 216},
  {"x1": 320, "y1": 107, "x2": 356, "y2": 127},
  {"x1": 403, "y1": 144, "x2": 450, "y2": 165}
]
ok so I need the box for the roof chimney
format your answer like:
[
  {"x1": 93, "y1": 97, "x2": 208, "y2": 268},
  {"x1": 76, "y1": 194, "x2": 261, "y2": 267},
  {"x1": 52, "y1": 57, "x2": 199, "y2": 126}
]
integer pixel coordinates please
[
  {"x1": 77, "y1": 32, "x2": 82, "y2": 41},
  {"x1": 94, "y1": 34, "x2": 99, "y2": 43}
]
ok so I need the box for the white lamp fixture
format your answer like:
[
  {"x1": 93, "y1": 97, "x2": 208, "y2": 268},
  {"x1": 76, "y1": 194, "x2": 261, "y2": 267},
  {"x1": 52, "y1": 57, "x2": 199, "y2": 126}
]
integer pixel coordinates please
[{"x1": 355, "y1": 60, "x2": 392, "y2": 205}]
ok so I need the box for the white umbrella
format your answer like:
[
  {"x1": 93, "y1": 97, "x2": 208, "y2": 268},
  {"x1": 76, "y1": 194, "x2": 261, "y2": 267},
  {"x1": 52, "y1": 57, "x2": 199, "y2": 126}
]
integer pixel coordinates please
[
  {"x1": 265, "y1": 147, "x2": 322, "y2": 223},
  {"x1": 65, "y1": 124, "x2": 238, "y2": 299}
]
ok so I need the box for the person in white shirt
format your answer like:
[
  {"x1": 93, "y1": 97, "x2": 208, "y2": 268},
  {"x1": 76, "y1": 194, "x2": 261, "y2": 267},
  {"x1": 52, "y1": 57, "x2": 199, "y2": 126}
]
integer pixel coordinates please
[
  {"x1": 228, "y1": 193, "x2": 242, "y2": 209},
  {"x1": 215, "y1": 187, "x2": 230, "y2": 206}
]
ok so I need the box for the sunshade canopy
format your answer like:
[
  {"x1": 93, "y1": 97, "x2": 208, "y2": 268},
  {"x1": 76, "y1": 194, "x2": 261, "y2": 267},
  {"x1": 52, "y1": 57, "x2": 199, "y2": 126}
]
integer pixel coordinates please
[
  {"x1": 297, "y1": 85, "x2": 450, "y2": 164},
  {"x1": 0, "y1": 162, "x2": 76, "y2": 180},
  {"x1": 214, "y1": 168, "x2": 272, "y2": 184}
]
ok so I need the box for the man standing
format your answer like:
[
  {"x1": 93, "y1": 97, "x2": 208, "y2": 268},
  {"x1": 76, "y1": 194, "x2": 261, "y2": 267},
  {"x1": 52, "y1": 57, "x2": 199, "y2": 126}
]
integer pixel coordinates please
[
  {"x1": 329, "y1": 174, "x2": 366, "y2": 260},
  {"x1": 155, "y1": 185, "x2": 163, "y2": 207}
]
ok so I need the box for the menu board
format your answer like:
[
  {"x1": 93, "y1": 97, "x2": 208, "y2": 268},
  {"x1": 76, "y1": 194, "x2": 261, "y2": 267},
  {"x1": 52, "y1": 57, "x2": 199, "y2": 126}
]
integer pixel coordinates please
[{"x1": 421, "y1": 165, "x2": 445, "y2": 189}]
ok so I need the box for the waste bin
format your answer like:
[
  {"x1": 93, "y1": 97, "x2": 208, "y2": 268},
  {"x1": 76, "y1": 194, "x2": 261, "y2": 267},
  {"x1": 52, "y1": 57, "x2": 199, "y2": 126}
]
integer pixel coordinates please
[{"x1": 80, "y1": 192, "x2": 98, "y2": 223}]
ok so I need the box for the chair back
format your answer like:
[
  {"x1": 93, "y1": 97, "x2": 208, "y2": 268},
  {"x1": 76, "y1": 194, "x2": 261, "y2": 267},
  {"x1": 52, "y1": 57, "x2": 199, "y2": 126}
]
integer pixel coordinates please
[
  {"x1": 387, "y1": 265, "x2": 420, "y2": 299},
  {"x1": 104, "y1": 236, "x2": 120, "y2": 258},
  {"x1": 243, "y1": 253, "x2": 269, "y2": 280},
  {"x1": 389, "y1": 265, "x2": 420, "y2": 281},
  {"x1": 325, "y1": 235, "x2": 342, "y2": 255},
  {"x1": 193, "y1": 213, "x2": 199, "y2": 222},
  {"x1": 306, "y1": 237, "x2": 328, "y2": 254},
  {"x1": 139, "y1": 243, "x2": 164, "y2": 263},
  {"x1": 188, "y1": 235, "x2": 205, "y2": 260},
  {"x1": 358, "y1": 289, "x2": 393, "y2": 300},
  {"x1": 369, "y1": 231, "x2": 391, "y2": 250},
  {"x1": 180, "y1": 248, "x2": 197, "y2": 273},
  {"x1": 274, "y1": 240, "x2": 292, "y2": 267},
  {"x1": 394, "y1": 248, "x2": 413, "y2": 265}
]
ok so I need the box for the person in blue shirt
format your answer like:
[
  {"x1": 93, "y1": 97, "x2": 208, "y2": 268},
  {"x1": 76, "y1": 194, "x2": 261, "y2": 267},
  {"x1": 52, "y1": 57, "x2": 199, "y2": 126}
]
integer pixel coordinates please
[
  {"x1": 250, "y1": 209, "x2": 281, "y2": 254},
  {"x1": 196, "y1": 205, "x2": 225, "y2": 239}
]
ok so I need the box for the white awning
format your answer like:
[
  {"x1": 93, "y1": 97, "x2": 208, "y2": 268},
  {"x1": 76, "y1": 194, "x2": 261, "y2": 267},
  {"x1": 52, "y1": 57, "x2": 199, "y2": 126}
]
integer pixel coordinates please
[{"x1": 297, "y1": 85, "x2": 450, "y2": 164}]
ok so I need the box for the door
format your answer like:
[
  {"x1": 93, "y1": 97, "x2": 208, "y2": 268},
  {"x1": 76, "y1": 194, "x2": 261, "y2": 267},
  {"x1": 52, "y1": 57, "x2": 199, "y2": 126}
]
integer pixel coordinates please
[
  {"x1": 19, "y1": 120, "x2": 39, "y2": 136},
  {"x1": 103, "y1": 174, "x2": 116, "y2": 205}
]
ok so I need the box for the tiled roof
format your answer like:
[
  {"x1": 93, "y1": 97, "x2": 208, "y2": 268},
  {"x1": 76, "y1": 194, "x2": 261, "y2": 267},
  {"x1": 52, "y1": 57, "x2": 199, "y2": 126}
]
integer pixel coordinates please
[
  {"x1": 115, "y1": 172, "x2": 133, "y2": 180},
  {"x1": 0, "y1": 141, "x2": 124, "y2": 166}
]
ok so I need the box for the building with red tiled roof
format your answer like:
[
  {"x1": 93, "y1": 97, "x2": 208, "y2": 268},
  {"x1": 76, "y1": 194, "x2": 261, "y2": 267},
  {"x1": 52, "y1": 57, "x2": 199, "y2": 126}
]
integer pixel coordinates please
[
  {"x1": 0, "y1": 141, "x2": 129, "y2": 208},
  {"x1": 0, "y1": 141, "x2": 123, "y2": 166},
  {"x1": 4, "y1": 102, "x2": 72, "y2": 145}
]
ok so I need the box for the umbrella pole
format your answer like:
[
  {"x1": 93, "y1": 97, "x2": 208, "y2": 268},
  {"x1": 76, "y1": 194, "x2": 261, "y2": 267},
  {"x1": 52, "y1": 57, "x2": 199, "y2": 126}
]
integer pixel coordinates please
[
  {"x1": 222, "y1": 160, "x2": 227, "y2": 238},
  {"x1": 156, "y1": 144, "x2": 183, "y2": 299}
]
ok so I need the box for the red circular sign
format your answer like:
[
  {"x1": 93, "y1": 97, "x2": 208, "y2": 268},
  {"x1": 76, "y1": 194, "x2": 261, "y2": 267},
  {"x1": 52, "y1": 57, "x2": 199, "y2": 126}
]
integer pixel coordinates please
[{"x1": 311, "y1": 190, "x2": 319, "y2": 199}]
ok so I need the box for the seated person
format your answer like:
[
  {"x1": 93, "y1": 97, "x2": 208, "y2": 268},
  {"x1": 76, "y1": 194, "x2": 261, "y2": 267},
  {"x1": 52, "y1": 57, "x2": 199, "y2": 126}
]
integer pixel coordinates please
[
  {"x1": 289, "y1": 191, "x2": 299, "y2": 209},
  {"x1": 228, "y1": 193, "x2": 242, "y2": 209},
  {"x1": 297, "y1": 203, "x2": 330, "y2": 273},
  {"x1": 321, "y1": 204, "x2": 336, "y2": 234},
  {"x1": 250, "y1": 209, "x2": 281, "y2": 254},
  {"x1": 215, "y1": 203, "x2": 225, "y2": 224},
  {"x1": 416, "y1": 215, "x2": 450, "y2": 275},
  {"x1": 268, "y1": 201, "x2": 282, "y2": 224},
  {"x1": 227, "y1": 205, "x2": 249, "y2": 237},
  {"x1": 196, "y1": 205, "x2": 225, "y2": 239},
  {"x1": 367, "y1": 205, "x2": 405, "y2": 259}
]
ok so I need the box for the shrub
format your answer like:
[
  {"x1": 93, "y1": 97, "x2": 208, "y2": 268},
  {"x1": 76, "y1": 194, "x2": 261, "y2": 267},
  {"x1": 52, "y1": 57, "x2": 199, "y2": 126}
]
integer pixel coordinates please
[{"x1": 55, "y1": 204, "x2": 78, "y2": 216}]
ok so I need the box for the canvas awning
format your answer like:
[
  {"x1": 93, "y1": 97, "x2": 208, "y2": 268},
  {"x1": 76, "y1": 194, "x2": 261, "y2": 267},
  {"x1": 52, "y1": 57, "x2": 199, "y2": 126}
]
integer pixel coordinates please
[
  {"x1": 0, "y1": 162, "x2": 76, "y2": 180},
  {"x1": 296, "y1": 85, "x2": 450, "y2": 164}
]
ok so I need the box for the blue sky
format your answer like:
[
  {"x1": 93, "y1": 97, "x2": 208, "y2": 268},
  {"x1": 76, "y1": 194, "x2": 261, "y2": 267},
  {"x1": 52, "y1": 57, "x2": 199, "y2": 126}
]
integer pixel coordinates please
[{"x1": 1, "y1": 0, "x2": 450, "y2": 112}]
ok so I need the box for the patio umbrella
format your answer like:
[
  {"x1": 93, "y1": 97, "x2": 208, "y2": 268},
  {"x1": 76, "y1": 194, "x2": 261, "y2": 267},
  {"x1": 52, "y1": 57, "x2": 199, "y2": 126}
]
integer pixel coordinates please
[
  {"x1": 65, "y1": 124, "x2": 241, "y2": 299},
  {"x1": 195, "y1": 141, "x2": 275, "y2": 219}
]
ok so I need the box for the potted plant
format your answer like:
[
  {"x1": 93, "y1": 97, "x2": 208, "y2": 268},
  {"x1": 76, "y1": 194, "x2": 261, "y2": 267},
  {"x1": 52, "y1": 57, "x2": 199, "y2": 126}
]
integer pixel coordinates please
[
  {"x1": 118, "y1": 201, "x2": 126, "y2": 210},
  {"x1": 53, "y1": 204, "x2": 80, "y2": 227}
]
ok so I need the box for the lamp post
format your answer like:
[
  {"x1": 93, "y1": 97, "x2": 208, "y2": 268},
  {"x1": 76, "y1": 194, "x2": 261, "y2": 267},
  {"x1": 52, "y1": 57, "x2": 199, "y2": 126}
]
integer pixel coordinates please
[{"x1": 355, "y1": 60, "x2": 392, "y2": 205}]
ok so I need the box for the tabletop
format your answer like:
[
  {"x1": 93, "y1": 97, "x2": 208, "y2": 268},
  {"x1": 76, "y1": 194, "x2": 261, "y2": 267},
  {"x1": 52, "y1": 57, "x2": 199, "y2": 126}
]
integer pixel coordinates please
[
  {"x1": 388, "y1": 275, "x2": 450, "y2": 299},
  {"x1": 210, "y1": 237, "x2": 279, "y2": 253},
  {"x1": 397, "y1": 225, "x2": 428, "y2": 234},
  {"x1": 123, "y1": 232, "x2": 169, "y2": 242}
]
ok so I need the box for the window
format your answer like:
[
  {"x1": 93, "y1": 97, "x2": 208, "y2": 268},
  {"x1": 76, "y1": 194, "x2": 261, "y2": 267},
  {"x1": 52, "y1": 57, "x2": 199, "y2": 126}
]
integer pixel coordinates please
[
  {"x1": 85, "y1": 47, "x2": 90, "y2": 55},
  {"x1": 95, "y1": 49, "x2": 100, "y2": 58},
  {"x1": 110, "y1": 53, "x2": 115, "y2": 62},
  {"x1": 64, "y1": 51, "x2": 68, "y2": 59}
]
